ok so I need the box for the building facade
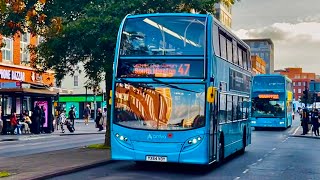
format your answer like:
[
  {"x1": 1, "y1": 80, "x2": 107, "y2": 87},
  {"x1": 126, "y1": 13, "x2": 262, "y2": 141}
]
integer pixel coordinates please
[
  {"x1": 0, "y1": 33, "x2": 56, "y2": 133},
  {"x1": 58, "y1": 62, "x2": 107, "y2": 117},
  {"x1": 278, "y1": 67, "x2": 316, "y2": 101},
  {"x1": 214, "y1": 1, "x2": 232, "y2": 28},
  {"x1": 251, "y1": 55, "x2": 266, "y2": 75},
  {"x1": 243, "y1": 39, "x2": 274, "y2": 74}
]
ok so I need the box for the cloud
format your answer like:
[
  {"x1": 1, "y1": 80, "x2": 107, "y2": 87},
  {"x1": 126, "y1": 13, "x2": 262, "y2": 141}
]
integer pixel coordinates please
[
  {"x1": 233, "y1": 22, "x2": 320, "y2": 43},
  {"x1": 233, "y1": 21, "x2": 320, "y2": 74}
]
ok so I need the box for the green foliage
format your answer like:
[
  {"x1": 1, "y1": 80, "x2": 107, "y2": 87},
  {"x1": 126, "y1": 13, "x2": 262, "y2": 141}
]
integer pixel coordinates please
[
  {"x1": 0, "y1": 171, "x2": 11, "y2": 178},
  {"x1": 86, "y1": 144, "x2": 110, "y2": 149}
]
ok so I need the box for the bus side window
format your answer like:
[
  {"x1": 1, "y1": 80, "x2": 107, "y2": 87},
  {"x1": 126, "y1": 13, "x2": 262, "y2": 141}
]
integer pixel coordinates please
[
  {"x1": 238, "y1": 97, "x2": 243, "y2": 119},
  {"x1": 227, "y1": 95, "x2": 232, "y2": 122},
  {"x1": 233, "y1": 96, "x2": 238, "y2": 121},
  {"x1": 219, "y1": 94, "x2": 227, "y2": 123},
  {"x1": 243, "y1": 98, "x2": 249, "y2": 119}
]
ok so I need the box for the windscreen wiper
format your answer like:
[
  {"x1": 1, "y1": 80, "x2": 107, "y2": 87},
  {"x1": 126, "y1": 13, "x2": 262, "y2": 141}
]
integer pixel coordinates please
[{"x1": 151, "y1": 77, "x2": 199, "y2": 93}]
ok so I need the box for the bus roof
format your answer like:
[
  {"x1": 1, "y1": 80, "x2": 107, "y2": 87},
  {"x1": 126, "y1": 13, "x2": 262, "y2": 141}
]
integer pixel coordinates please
[
  {"x1": 253, "y1": 74, "x2": 292, "y2": 83},
  {"x1": 126, "y1": 13, "x2": 209, "y2": 19},
  {"x1": 125, "y1": 13, "x2": 250, "y2": 50}
]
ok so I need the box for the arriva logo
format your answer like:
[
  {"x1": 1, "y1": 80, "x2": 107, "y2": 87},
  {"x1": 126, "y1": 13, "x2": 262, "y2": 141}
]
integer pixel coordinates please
[{"x1": 147, "y1": 134, "x2": 167, "y2": 140}]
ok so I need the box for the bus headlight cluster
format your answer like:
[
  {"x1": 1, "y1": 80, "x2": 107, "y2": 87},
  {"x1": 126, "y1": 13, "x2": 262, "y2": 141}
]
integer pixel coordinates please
[
  {"x1": 115, "y1": 133, "x2": 128, "y2": 142},
  {"x1": 251, "y1": 121, "x2": 256, "y2": 124},
  {"x1": 188, "y1": 137, "x2": 202, "y2": 144}
]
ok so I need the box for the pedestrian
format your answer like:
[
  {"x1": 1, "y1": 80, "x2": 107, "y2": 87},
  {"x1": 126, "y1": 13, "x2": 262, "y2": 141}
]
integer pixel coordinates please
[
  {"x1": 102, "y1": 107, "x2": 107, "y2": 129},
  {"x1": 311, "y1": 108, "x2": 319, "y2": 136},
  {"x1": 83, "y1": 104, "x2": 91, "y2": 125},
  {"x1": 31, "y1": 103, "x2": 42, "y2": 134},
  {"x1": 40, "y1": 106, "x2": 46, "y2": 133},
  {"x1": 95, "y1": 108, "x2": 103, "y2": 131},
  {"x1": 0, "y1": 117, "x2": 3, "y2": 135},
  {"x1": 301, "y1": 108, "x2": 309, "y2": 135},
  {"x1": 10, "y1": 112, "x2": 18, "y2": 135},
  {"x1": 58, "y1": 110, "x2": 67, "y2": 133},
  {"x1": 68, "y1": 106, "x2": 76, "y2": 127}
]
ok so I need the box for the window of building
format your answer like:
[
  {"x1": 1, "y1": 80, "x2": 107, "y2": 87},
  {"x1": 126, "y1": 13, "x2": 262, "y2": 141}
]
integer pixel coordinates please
[
  {"x1": 37, "y1": 36, "x2": 45, "y2": 45},
  {"x1": 293, "y1": 82, "x2": 296, "y2": 86},
  {"x1": 74, "y1": 75, "x2": 79, "y2": 87},
  {"x1": 293, "y1": 89, "x2": 296, "y2": 93},
  {"x1": 20, "y1": 33, "x2": 30, "y2": 64},
  {"x1": 298, "y1": 89, "x2": 301, "y2": 93},
  {"x1": 1, "y1": 37, "x2": 13, "y2": 62},
  {"x1": 298, "y1": 82, "x2": 301, "y2": 86}
]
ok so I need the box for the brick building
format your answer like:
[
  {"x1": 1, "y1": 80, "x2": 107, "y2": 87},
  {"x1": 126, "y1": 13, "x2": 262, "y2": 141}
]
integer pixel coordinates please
[
  {"x1": 277, "y1": 67, "x2": 316, "y2": 101},
  {"x1": 251, "y1": 55, "x2": 266, "y2": 75},
  {"x1": 0, "y1": 33, "x2": 56, "y2": 133}
]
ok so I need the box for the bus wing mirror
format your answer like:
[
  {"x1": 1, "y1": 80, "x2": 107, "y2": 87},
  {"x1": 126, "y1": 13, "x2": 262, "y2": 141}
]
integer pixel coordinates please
[
  {"x1": 109, "y1": 90, "x2": 112, "y2": 105},
  {"x1": 207, "y1": 87, "x2": 217, "y2": 103}
]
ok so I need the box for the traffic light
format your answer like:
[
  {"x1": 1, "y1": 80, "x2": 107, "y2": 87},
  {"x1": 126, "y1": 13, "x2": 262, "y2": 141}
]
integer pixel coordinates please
[{"x1": 303, "y1": 88, "x2": 309, "y2": 98}]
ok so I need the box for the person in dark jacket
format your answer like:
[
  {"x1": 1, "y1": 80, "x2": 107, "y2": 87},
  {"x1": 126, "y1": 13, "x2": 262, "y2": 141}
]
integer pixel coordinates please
[
  {"x1": 32, "y1": 103, "x2": 42, "y2": 134},
  {"x1": 311, "y1": 108, "x2": 319, "y2": 136},
  {"x1": 95, "y1": 108, "x2": 103, "y2": 131},
  {"x1": 301, "y1": 108, "x2": 309, "y2": 135},
  {"x1": 68, "y1": 106, "x2": 76, "y2": 127}
]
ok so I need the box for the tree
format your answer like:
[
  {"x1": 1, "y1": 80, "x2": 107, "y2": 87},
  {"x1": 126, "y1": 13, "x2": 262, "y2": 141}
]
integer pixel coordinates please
[{"x1": 0, "y1": 0, "x2": 238, "y2": 147}]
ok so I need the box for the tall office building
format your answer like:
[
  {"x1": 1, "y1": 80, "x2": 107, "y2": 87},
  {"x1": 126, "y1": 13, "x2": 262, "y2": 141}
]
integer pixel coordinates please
[
  {"x1": 214, "y1": 1, "x2": 232, "y2": 28},
  {"x1": 243, "y1": 39, "x2": 274, "y2": 74}
]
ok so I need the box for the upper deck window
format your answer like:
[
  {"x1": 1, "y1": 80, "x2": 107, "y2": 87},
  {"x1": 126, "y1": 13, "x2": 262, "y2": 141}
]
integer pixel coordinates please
[
  {"x1": 120, "y1": 16, "x2": 206, "y2": 56},
  {"x1": 253, "y1": 76, "x2": 285, "y2": 90}
]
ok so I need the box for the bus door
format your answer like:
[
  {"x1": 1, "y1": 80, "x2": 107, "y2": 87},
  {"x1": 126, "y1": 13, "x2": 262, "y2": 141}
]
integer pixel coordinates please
[{"x1": 209, "y1": 89, "x2": 219, "y2": 162}]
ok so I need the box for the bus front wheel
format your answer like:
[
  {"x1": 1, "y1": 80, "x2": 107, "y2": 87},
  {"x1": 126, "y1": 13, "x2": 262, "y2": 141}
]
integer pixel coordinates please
[{"x1": 218, "y1": 135, "x2": 225, "y2": 164}]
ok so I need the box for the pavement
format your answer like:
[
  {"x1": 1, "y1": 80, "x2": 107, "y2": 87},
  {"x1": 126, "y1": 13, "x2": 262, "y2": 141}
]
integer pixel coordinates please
[
  {"x1": 0, "y1": 147, "x2": 111, "y2": 180},
  {"x1": 290, "y1": 123, "x2": 320, "y2": 139},
  {"x1": 0, "y1": 119, "x2": 105, "y2": 142}
]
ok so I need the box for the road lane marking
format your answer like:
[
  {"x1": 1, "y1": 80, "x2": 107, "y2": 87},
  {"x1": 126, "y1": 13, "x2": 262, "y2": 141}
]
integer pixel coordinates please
[
  {"x1": 251, "y1": 163, "x2": 257, "y2": 166},
  {"x1": 243, "y1": 169, "x2": 249, "y2": 174},
  {"x1": 234, "y1": 177, "x2": 241, "y2": 180},
  {"x1": 258, "y1": 158, "x2": 263, "y2": 162},
  {"x1": 282, "y1": 139, "x2": 286, "y2": 143},
  {"x1": 272, "y1": 148, "x2": 276, "y2": 151},
  {"x1": 264, "y1": 154, "x2": 268, "y2": 157},
  {"x1": 292, "y1": 126, "x2": 300, "y2": 135}
]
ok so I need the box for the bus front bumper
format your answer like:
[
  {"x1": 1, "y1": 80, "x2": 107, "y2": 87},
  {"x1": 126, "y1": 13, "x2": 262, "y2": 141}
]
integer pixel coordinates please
[{"x1": 111, "y1": 135, "x2": 209, "y2": 165}]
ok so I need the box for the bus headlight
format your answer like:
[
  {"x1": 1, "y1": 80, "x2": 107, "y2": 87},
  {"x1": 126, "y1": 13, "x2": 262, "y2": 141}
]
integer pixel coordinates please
[
  {"x1": 182, "y1": 136, "x2": 204, "y2": 151},
  {"x1": 114, "y1": 133, "x2": 132, "y2": 149},
  {"x1": 251, "y1": 121, "x2": 256, "y2": 124},
  {"x1": 279, "y1": 122, "x2": 285, "y2": 124}
]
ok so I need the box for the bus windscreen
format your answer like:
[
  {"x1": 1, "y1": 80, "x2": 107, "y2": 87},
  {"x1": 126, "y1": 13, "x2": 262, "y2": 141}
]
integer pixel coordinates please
[
  {"x1": 114, "y1": 83, "x2": 205, "y2": 130},
  {"x1": 120, "y1": 16, "x2": 206, "y2": 56}
]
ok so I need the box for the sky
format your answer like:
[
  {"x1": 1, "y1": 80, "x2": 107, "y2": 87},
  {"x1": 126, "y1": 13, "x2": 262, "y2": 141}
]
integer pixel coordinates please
[{"x1": 232, "y1": 0, "x2": 320, "y2": 74}]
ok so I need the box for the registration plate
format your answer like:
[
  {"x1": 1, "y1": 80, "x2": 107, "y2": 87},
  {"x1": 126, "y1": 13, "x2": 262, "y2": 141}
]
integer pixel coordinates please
[{"x1": 145, "y1": 156, "x2": 167, "y2": 162}]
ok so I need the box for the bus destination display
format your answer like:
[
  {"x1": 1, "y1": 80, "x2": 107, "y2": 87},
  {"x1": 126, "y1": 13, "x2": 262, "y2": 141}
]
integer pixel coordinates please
[
  {"x1": 258, "y1": 94, "x2": 279, "y2": 99},
  {"x1": 133, "y1": 63, "x2": 190, "y2": 77}
]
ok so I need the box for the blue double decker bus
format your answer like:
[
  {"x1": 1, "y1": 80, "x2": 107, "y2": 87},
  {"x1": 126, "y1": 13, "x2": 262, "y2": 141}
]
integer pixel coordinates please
[
  {"x1": 251, "y1": 74, "x2": 293, "y2": 129},
  {"x1": 110, "y1": 13, "x2": 252, "y2": 165}
]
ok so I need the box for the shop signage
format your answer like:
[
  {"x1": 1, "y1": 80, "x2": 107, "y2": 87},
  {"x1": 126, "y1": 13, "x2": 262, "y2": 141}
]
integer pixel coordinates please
[{"x1": 0, "y1": 69, "x2": 25, "y2": 81}]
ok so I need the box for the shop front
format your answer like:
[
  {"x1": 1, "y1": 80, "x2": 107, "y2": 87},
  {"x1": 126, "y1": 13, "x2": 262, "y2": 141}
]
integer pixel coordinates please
[
  {"x1": 0, "y1": 64, "x2": 55, "y2": 135},
  {"x1": 56, "y1": 95, "x2": 106, "y2": 119}
]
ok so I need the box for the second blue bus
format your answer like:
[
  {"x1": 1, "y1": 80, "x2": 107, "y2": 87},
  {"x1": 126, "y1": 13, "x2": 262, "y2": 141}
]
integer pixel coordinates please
[{"x1": 251, "y1": 74, "x2": 293, "y2": 129}]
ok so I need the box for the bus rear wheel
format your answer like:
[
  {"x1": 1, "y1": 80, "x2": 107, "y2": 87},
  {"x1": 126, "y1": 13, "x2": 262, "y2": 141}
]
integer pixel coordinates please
[
  {"x1": 218, "y1": 135, "x2": 224, "y2": 164},
  {"x1": 239, "y1": 128, "x2": 246, "y2": 154}
]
